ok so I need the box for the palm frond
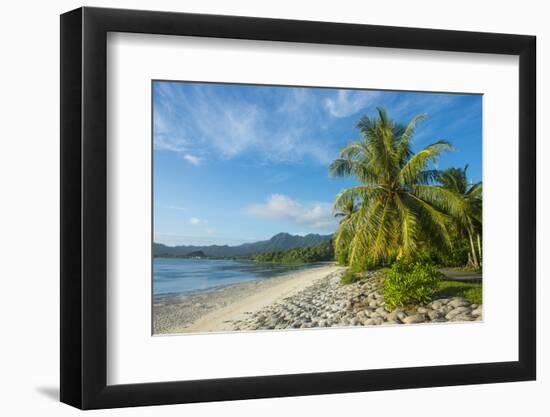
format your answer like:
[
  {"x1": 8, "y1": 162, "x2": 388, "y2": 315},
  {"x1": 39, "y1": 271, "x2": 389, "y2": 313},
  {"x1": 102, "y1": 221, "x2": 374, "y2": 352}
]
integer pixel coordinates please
[
  {"x1": 329, "y1": 158, "x2": 358, "y2": 178},
  {"x1": 412, "y1": 185, "x2": 470, "y2": 225},
  {"x1": 416, "y1": 169, "x2": 440, "y2": 185},
  {"x1": 333, "y1": 185, "x2": 383, "y2": 213},
  {"x1": 399, "y1": 141, "x2": 454, "y2": 186},
  {"x1": 337, "y1": 141, "x2": 368, "y2": 159},
  {"x1": 396, "y1": 113, "x2": 426, "y2": 165},
  {"x1": 437, "y1": 166, "x2": 469, "y2": 194},
  {"x1": 406, "y1": 192, "x2": 452, "y2": 250},
  {"x1": 394, "y1": 193, "x2": 419, "y2": 256},
  {"x1": 466, "y1": 181, "x2": 482, "y2": 197}
]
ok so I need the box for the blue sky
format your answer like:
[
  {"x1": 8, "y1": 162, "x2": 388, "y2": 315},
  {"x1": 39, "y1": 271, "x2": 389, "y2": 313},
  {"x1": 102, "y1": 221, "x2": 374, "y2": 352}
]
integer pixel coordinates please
[{"x1": 153, "y1": 81, "x2": 482, "y2": 246}]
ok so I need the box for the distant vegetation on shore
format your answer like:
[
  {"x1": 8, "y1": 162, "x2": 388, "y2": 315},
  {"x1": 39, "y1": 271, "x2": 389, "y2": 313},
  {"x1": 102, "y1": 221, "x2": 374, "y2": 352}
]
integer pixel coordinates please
[
  {"x1": 153, "y1": 232, "x2": 332, "y2": 258},
  {"x1": 155, "y1": 239, "x2": 335, "y2": 265},
  {"x1": 252, "y1": 240, "x2": 334, "y2": 264}
]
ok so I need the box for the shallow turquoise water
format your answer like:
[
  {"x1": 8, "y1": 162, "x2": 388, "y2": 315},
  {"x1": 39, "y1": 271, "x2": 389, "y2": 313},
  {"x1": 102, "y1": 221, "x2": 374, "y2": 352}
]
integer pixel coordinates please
[{"x1": 153, "y1": 258, "x2": 321, "y2": 296}]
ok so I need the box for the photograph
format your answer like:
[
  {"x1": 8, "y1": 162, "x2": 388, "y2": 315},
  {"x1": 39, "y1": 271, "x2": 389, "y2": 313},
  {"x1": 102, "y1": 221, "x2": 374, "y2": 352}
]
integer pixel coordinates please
[
  {"x1": 152, "y1": 81, "x2": 483, "y2": 335},
  {"x1": 50, "y1": 3, "x2": 539, "y2": 412}
]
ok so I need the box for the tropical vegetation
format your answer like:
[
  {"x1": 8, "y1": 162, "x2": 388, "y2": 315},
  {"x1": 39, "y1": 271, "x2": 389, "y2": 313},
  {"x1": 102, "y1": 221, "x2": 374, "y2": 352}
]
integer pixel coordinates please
[
  {"x1": 330, "y1": 108, "x2": 482, "y2": 270},
  {"x1": 437, "y1": 165, "x2": 482, "y2": 269},
  {"x1": 383, "y1": 260, "x2": 443, "y2": 310},
  {"x1": 330, "y1": 108, "x2": 482, "y2": 307},
  {"x1": 252, "y1": 240, "x2": 334, "y2": 264}
]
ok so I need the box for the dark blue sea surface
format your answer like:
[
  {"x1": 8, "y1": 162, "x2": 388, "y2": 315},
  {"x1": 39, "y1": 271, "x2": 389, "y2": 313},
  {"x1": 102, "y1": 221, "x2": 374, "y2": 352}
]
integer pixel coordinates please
[{"x1": 153, "y1": 258, "x2": 322, "y2": 296}]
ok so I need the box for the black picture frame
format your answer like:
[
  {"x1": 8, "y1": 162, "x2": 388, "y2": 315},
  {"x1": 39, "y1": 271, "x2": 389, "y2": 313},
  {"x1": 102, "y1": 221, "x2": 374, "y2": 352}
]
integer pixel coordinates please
[{"x1": 60, "y1": 6, "x2": 536, "y2": 410}]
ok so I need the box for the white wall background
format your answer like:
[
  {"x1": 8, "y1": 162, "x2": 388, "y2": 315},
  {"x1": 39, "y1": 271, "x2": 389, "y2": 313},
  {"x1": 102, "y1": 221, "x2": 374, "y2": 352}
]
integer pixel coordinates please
[{"x1": 0, "y1": 0, "x2": 545, "y2": 415}]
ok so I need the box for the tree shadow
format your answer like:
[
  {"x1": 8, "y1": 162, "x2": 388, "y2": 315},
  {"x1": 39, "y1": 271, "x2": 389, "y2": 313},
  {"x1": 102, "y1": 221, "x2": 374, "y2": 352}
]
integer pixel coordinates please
[
  {"x1": 434, "y1": 280, "x2": 482, "y2": 304},
  {"x1": 435, "y1": 286, "x2": 467, "y2": 298}
]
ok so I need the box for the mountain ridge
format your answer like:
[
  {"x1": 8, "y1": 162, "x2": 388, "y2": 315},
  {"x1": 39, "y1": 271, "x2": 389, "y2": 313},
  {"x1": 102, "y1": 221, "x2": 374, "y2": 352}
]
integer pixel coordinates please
[{"x1": 154, "y1": 232, "x2": 332, "y2": 257}]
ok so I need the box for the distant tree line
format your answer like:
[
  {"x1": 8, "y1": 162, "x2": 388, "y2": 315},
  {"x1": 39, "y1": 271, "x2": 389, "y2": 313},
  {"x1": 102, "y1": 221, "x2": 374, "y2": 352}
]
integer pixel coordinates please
[{"x1": 252, "y1": 240, "x2": 334, "y2": 264}]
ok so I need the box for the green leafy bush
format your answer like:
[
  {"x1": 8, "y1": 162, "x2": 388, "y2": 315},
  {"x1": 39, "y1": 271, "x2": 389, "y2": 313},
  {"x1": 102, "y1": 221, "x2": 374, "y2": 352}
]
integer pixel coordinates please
[
  {"x1": 436, "y1": 239, "x2": 470, "y2": 267},
  {"x1": 340, "y1": 270, "x2": 361, "y2": 285},
  {"x1": 383, "y1": 261, "x2": 443, "y2": 310},
  {"x1": 336, "y1": 246, "x2": 349, "y2": 266},
  {"x1": 408, "y1": 239, "x2": 470, "y2": 268},
  {"x1": 350, "y1": 254, "x2": 385, "y2": 272}
]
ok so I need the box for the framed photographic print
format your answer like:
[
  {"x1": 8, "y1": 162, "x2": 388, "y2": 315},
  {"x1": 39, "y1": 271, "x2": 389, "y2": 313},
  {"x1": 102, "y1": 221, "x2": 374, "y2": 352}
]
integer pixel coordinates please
[{"x1": 60, "y1": 6, "x2": 536, "y2": 409}]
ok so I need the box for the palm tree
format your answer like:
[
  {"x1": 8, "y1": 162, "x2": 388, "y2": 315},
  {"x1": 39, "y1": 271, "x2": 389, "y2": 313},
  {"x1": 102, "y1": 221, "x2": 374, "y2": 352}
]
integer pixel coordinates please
[
  {"x1": 332, "y1": 195, "x2": 357, "y2": 264},
  {"x1": 437, "y1": 165, "x2": 482, "y2": 268},
  {"x1": 330, "y1": 108, "x2": 465, "y2": 267},
  {"x1": 333, "y1": 198, "x2": 356, "y2": 223}
]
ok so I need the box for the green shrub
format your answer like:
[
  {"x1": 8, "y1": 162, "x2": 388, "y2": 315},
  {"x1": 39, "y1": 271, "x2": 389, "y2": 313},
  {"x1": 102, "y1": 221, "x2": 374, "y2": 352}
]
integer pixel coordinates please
[
  {"x1": 383, "y1": 261, "x2": 443, "y2": 310},
  {"x1": 438, "y1": 239, "x2": 470, "y2": 267},
  {"x1": 340, "y1": 270, "x2": 361, "y2": 285},
  {"x1": 336, "y1": 247, "x2": 349, "y2": 265},
  {"x1": 350, "y1": 254, "x2": 384, "y2": 272},
  {"x1": 407, "y1": 239, "x2": 471, "y2": 268}
]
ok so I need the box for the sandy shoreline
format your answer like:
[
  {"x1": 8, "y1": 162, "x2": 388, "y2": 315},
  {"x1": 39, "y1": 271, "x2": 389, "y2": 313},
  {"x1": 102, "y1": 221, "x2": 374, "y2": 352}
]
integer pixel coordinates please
[
  {"x1": 154, "y1": 263, "x2": 483, "y2": 334},
  {"x1": 153, "y1": 264, "x2": 345, "y2": 334}
]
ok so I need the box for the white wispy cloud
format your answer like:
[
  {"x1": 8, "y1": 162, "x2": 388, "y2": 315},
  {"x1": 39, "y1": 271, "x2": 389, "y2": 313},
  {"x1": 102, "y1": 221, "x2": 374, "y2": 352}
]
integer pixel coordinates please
[
  {"x1": 153, "y1": 83, "x2": 261, "y2": 160},
  {"x1": 182, "y1": 153, "x2": 202, "y2": 166},
  {"x1": 244, "y1": 194, "x2": 336, "y2": 230},
  {"x1": 153, "y1": 83, "x2": 336, "y2": 165},
  {"x1": 324, "y1": 90, "x2": 380, "y2": 118},
  {"x1": 189, "y1": 217, "x2": 204, "y2": 225}
]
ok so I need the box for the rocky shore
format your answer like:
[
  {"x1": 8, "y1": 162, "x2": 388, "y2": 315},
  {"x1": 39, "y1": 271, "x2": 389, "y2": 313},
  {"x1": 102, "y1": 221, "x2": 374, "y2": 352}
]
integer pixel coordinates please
[{"x1": 227, "y1": 270, "x2": 483, "y2": 331}]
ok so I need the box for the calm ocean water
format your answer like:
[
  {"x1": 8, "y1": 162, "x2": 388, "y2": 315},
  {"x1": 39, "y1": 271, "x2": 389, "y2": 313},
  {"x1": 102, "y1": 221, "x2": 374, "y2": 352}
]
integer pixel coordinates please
[{"x1": 153, "y1": 258, "x2": 321, "y2": 296}]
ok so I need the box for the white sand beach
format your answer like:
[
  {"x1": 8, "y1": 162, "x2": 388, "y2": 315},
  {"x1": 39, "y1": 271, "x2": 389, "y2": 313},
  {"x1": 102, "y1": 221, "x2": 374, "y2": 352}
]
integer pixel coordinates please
[{"x1": 154, "y1": 264, "x2": 345, "y2": 334}]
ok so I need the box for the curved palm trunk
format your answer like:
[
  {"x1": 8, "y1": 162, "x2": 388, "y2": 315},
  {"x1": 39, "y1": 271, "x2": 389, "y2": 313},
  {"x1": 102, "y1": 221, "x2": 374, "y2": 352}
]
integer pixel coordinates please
[
  {"x1": 476, "y1": 233, "x2": 482, "y2": 267},
  {"x1": 467, "y1": 229, "x2": 479, "y2": 269}
]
